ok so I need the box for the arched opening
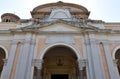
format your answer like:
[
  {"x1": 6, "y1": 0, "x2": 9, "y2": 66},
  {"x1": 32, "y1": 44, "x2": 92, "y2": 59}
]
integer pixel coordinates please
[
  {"x1": 42, "y1": 45, "x2": 78, "y2": 79},
  {"x1": 115, "y1": 49, "x2": 120, "y2": 75},
  {"x1": 0, "y1": 47, "x2": 6, "y2": 76},
  {"x1": 33, "y1": 45, "x2": 87, "y2": 79}
]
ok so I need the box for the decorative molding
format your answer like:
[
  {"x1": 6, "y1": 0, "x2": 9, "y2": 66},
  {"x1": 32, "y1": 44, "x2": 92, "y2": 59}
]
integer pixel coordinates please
[
  {"x1": 3, "y1": 59, "x2": 8, "y2": 66},
  {"x1": 78, "y1": 59, "x2": 87, "y2": 70},
  {"x1": 32, "y1": 59, "x2": 43, "y2": 69},
  {"x1": 113, "y1": 59, "x2": 118, "y2": 66}
]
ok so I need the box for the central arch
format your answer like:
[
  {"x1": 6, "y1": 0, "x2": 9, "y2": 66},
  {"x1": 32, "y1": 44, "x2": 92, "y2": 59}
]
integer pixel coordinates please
[
  {"x1": 39, "y1": 43, "x2": 81, "y2": 60},
  {"x1": 42, "y1": 44, "x2": 79, "y2": 79},
  {"x1": 33, "y1": 43, "x2": 87, "y2": 79}
]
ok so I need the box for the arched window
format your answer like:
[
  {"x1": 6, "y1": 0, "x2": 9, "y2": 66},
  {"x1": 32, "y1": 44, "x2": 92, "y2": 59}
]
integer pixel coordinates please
[
  {"x1": 0, "y1": 47, "x2": 6, "y2": 76},
  {"x1": 115, "y1": 49, "x2": 120, "y2": 75}
]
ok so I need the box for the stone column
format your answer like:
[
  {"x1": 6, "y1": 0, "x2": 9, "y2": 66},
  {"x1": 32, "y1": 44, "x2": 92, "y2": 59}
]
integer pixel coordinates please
[
  {"x1": 78, "y1": 59, "x2": 86, "y2": 79},
  {"x1": 103, "y1": 43, "x2": 120, "y2": 79},
  {"x1": 90, "y1": 40, "x2": 105, "y2": 79},
  {"x1": 83, "y1": 34, "x2": 95, "y2": 79},
  {"x1": 37, "y1": 68, "x2": 41, "y2": 79},
  {"x1": 25, "y1": 39, "x2": 36, "y2": 79},
  {"x1": 0, "y1": 40, "x2": 18, "y2": 79},
  {"x1": 33, "y1": 59, "x2": 43, "y2": 79},
  {"x1": 14, "y1": 33, "x2": 33, "y2": 79},
  {"x1": 84, "y1": 34, "x2": 106, "y2": 79}
]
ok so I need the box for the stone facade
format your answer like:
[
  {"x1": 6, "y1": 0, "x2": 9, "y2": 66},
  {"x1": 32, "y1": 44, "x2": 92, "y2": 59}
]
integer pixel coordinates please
[{"x1": 0, "y1": 1, "x2": 120, "y2": 79}]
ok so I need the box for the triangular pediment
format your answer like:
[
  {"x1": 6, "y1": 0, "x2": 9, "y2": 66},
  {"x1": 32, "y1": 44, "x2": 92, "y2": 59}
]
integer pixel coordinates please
[
  {"x1": 11, "y1": 20, "x2": 100, "y2": 33},
  {"x1": 39, "y1": 23, "x2": 80, "y2": 32}
]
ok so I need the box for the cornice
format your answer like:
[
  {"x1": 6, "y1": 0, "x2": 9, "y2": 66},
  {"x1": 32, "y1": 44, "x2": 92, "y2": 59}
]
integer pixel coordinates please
[
  {"x1": 0, "y1": 30, "x2": 11, "y2": 34},
  {"x1": 3, "y1": 19, "x2": 120, "y2": 34},
  {"x1": 87, "y1": 38, "x2": 120, "y2": 44},
  {"x1": 104, "y1": 23, "x2": 120, "y2": 27}
]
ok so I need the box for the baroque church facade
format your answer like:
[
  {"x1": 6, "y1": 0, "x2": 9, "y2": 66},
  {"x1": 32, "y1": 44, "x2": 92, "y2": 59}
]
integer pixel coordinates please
[{"x1": 0, "y1": 1, "x2": 120, "y2": 79}]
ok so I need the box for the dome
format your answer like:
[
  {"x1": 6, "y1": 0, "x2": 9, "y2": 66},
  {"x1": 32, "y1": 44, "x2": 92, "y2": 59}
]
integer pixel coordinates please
[
  {"x1": 31, "y1": 1, "x2": 90, "y2": 19},
  {"x1": 1, "y1": 13, "x2": 20, "y2": 22}
]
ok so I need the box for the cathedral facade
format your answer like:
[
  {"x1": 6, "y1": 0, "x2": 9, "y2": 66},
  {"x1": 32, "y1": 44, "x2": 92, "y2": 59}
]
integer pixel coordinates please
[{"x1": 0, "y1": 1, "x2": 120, "y2": 79}]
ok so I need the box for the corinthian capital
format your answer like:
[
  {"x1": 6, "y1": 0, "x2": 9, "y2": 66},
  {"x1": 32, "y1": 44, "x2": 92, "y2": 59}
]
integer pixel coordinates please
[
  {"x1": 32, "y1": 59, "x2": 43, "y2": 69},
  {"x1": 78, "y1": 59, "x2": 87, "y2": 70}
]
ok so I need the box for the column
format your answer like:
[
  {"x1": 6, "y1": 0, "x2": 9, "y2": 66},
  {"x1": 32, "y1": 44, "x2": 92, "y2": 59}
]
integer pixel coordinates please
[
  {"x1": 0, "y1": 40, "x2": 18, "y2": 79},
  {"x1": 33, "y1": 59, "x2": 43, "y2": 79},
  {"x1": 14, "y1": 33, "x2": 32, "y2": 79},
  {"x1": 103, "y1": 43, "x2": 120, "y2": 79},
  {"x1": 78, "y1": 59, "x2": 86, "y2": 79},
  {"x1": 37, "y1": 68, "x2": 41, "y2": 79},
  {"x1": 90, "y1": 40, "x2": 105, "y2": 79},
  {"x1": 83, "y1": 34, "x2": 95, "y2": 79},
  {"x1": 25, "y1": 39, "x2": 36, "y2": 79}
]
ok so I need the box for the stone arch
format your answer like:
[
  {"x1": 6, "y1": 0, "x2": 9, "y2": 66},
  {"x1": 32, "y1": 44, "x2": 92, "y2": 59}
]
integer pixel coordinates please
[
  {"x1": 33, "y1": 43, "x2": 87, "y2": 79},
  {"x1": 112, "y1": 45, "x2": 120, "y2": 60},
  {"x1": 39, "y1": 43, "x2": 81, "y2": 60},
  {"x1": 0, "y1": 45, "x2": 8, "y2": 76},
  {"x1": 0, "y1": 45, "x2": 8, "y2": 59},
  {"x1": 112, "y1": 45, "x2": 120, "y2": 75}
]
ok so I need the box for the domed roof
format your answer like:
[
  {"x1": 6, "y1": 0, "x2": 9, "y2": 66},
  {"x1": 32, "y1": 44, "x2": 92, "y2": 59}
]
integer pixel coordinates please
[
  {"x1": 31, "y1": 1, "x2": 90, "y2": 19},
  {"x1": 1, "y1": 13, "x2": 20, "y2": 22},
  {"x1": 32, "y1": 1, "x2": 89, "y2": 12}
]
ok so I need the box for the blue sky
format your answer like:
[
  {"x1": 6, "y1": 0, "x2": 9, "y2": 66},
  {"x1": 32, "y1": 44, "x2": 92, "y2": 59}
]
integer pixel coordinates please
[{"x1": 0, "y1": 0, "x2": 120, "y2": 22}]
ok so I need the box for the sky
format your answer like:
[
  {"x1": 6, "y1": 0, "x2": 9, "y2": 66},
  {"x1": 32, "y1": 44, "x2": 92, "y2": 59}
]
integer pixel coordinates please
[{"x1": 0, "y1": 0, "x2": 120, "y2": 22}]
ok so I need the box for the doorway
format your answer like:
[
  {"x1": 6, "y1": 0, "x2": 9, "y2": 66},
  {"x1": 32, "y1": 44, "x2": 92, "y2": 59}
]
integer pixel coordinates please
[{"x1": 51, "y1": 74, "x2": 68, "y2": 79}]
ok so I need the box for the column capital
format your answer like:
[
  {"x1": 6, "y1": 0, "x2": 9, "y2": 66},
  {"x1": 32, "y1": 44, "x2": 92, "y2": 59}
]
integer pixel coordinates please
[
  {"x1": 11, "y1": 40, "x2": 19, "y2": 44},
  {"x1": 113, "y1": 59, "x2": 118, "y2": 66},
  {"x1": 30, "y1": 39, "x2": 36, "y2": 45},
  {"x1": 23, "y1": 39, "x2": 36, "y2": 45},
  {"x1": 90, "y1": 39, "x2": 97, "y2": 44},
  {"x1": 77, "y1": 59, "x2": 87, "y2": 70},
  {"x1": 3, "y1": 59, "x2": 8, "y2": 66},
  {"x1": 101, "y1": 41, "x2": 110, "y2": 45},
  {"x1": 84, "y1": 40, "x2": 91, "y2": 45},
  {"x1": 32, "y1": 59, "x2": 43, "y2": 69}
]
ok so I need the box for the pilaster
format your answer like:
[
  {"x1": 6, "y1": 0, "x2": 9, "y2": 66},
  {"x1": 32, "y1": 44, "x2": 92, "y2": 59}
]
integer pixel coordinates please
[
  {"x1": 83, "y1": 34, "x2": 95, "y2": 79},
  {"x1": 25, "y1": 39, "x2": 36, "y2": 79},
  {"x1": 0, "y1": 40, "x2": 18, "y2": 79},
  {"x1": 14, "y1": 33, "x2": 36, "y2": 79},
  {"x1": 90, "y1": 40, "x2": 105, "y2": 79},
  {"x1": 103, "y1": 42, "x2": 120, "y2": 79}
]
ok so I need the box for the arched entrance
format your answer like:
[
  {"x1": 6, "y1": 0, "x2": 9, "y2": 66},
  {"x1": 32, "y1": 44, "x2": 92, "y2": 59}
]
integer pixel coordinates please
[
  {"x1": 0, "y1": 47, "x2": 6, "y2": 76},
  {"x1": 33, "y1": 44, "x2": 87, "y2": 79},
  {"x1": 42, "y1": 45, "x2": 78, "y2": 79},
  {"x1": 115, "y1": 49, "x2": 120, "y2": 75}
]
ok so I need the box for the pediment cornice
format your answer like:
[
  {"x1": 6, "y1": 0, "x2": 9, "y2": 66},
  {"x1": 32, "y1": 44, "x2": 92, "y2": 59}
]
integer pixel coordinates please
[
  {"x1": 8, "y1": 19, "x2": 120, "y2": 34},
  {"x1": 19, "y1": 19, "x2": 99, "y2": 30}
]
